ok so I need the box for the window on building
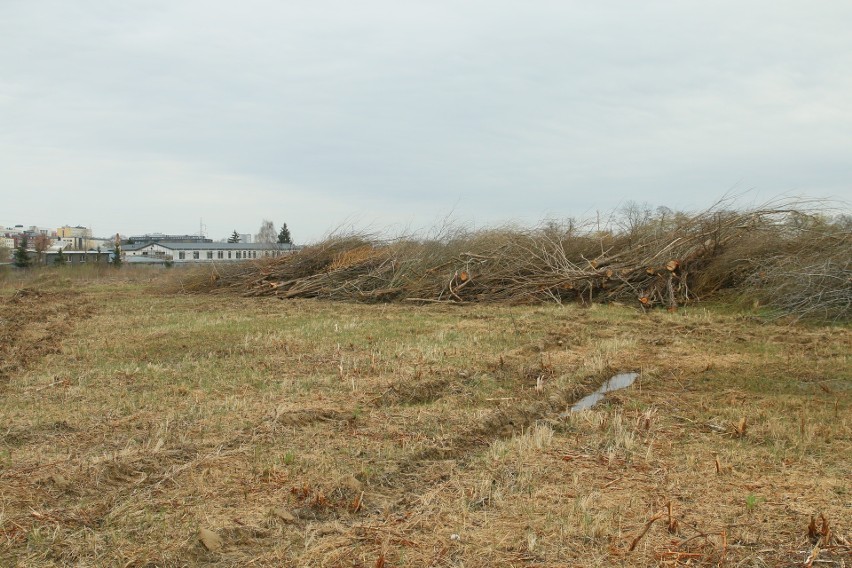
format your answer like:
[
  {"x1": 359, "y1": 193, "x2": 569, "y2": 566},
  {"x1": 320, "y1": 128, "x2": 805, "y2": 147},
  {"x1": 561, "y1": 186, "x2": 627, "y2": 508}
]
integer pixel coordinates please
[
  {"x1": 193, "y1": 251, "x2": 200, "y2": 259},
  {"x1": 217, "y1": 251, "x2": 223, "y2": 259},
  {"x1": 228, "y1": 251, "x2": 232, "y2": 259},
  {"x1": 178, "y1": 252, "x2": 185, "y2": 259},
  {"x1": 207, "y1": 251, "x2": 213, "y2": 259}
]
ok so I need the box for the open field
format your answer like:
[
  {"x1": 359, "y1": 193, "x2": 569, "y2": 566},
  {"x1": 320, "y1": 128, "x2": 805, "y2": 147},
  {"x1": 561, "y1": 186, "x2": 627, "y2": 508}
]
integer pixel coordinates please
[{"x1": 1, "y1": 272, "x2": 850, "y2": 566}]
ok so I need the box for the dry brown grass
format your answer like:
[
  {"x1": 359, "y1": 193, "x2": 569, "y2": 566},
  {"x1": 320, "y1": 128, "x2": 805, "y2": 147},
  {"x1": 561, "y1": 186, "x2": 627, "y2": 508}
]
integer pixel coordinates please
[{"x1": 0, "y1": 276, "x2": 849, "y2": 566}]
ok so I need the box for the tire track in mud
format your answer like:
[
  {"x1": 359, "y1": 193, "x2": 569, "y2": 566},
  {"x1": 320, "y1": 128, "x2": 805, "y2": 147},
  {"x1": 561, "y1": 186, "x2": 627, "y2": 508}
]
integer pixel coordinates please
[
  {"x1": 356, "y1": 371, "x2": 616, "y2": 515},
  {"x1": 0, "y1": 288, "x2": 96, "y2": 385},
  {"x1": 241, "y1": 364, "x2": 612, "y2": 517},
  {"x1": 397, "y1": 379, "x2": 595, "y2": 469}
]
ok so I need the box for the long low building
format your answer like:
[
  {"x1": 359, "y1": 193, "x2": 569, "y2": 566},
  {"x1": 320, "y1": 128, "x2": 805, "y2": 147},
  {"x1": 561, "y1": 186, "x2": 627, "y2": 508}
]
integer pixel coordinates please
[
  {"x1": 45, "y1": 249, "x2": 114, "y2": 265},
  {"x1": 123, "y1": 242, "x2": 296, "y2": 263}
]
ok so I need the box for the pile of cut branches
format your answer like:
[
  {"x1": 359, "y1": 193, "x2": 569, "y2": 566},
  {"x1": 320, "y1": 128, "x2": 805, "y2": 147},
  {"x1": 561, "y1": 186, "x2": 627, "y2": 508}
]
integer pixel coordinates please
[{"x1": 174, "y1": 203, "x2": 851, "y2": 322}]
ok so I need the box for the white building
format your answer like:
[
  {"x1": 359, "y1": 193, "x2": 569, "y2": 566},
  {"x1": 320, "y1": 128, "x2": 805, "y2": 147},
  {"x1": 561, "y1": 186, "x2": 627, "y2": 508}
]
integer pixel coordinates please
[{"x1": 123, "y1": 242, "x2": 296, "y2": 263}]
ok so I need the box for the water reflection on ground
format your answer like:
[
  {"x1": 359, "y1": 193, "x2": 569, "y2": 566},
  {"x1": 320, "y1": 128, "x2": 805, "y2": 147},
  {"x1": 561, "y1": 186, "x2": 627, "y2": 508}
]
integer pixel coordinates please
[{"x1": 565, "y1": 372, "x2": 639, "y2": 414}]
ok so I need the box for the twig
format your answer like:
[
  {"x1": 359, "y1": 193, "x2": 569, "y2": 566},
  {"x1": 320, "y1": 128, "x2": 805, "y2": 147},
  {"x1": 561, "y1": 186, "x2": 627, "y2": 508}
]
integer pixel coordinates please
[{"x1": 627, "y1": 512, "x2": 664, "y2": 552}]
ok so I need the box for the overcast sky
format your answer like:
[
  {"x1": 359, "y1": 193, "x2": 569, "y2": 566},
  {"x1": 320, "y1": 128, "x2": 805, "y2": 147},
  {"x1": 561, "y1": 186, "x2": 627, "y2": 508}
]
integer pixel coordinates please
[{"x1": 2, "y1": 1, "x2": 851, "y2": 242}]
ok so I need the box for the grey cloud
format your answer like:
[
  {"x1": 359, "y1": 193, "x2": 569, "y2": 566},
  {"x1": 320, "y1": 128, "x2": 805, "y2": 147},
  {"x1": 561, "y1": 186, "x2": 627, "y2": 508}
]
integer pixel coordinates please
[{"x1": 1, "y1": 1, "x2": 850, "y2": 239}]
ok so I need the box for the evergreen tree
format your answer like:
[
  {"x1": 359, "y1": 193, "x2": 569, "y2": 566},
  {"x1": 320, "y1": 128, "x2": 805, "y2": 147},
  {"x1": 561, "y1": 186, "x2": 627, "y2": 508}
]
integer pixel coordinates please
[
  {"x1": 228, "y1": 230, "x2": 241, "y2": 243},
  {"x1": 13, "y1": 236, "x2": 31, "y2": 268},
  {"x1": 277, "y1": 223, "x2": 292, "y2": 244},
  {"x1": 54, "y1": 248, "x2": 66, "y2": 265},
  {"x1": 112, "y1": 236, "x2": 123, "y2": 267}
]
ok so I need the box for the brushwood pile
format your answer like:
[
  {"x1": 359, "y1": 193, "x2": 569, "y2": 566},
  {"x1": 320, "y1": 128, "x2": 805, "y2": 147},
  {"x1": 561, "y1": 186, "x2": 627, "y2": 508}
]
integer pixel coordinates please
[{"x1": 178, "y1": 205, "x2": 851, "y2": 323}]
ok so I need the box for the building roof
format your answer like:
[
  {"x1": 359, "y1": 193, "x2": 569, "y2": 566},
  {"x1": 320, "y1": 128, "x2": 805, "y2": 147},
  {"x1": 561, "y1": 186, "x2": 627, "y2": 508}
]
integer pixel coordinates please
[
  {"x1": 128, "y1": 234, "x2": 212, "y2": 242},
  {"x1": 45, "y1": 249, "x2": 112, "y2": 255},
  {"x1": 123, "y1": 243, "x2": 150, "y2": 251},
  {"x1": 131, "y1": 233, "x2": 205, "y2": 238},
  {"x1": 144, "y1": 242, "x2": 297, "y2": 251}
]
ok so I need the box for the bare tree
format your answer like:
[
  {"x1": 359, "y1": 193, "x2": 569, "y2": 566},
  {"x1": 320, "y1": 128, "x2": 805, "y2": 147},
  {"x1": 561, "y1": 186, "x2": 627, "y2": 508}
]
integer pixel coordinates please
[
  {"x1": 255, "y1": 219, "x2": 277, "y2": 244},
  {"x1": 617, "y1": 201, "x2": 653, "y2": 243},
  {"x1": 33, "y1": 234, "x2": 51, "y2": 264}
]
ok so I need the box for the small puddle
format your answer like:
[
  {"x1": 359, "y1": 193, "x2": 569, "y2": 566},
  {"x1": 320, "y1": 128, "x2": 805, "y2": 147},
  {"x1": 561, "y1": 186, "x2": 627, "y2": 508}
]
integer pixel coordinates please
[{"x1": 565, "y1": 372, "x2": 639, "y2": 413}]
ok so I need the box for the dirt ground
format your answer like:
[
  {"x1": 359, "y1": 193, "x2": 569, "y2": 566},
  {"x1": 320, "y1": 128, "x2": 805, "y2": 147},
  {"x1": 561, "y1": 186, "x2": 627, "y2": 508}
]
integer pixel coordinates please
[
  {"x1": 0, "y1": 288, "x2": 95, "y2": 384},
  {"x1": 0, "y1": 279, "x2": 849, "y2": 567}
]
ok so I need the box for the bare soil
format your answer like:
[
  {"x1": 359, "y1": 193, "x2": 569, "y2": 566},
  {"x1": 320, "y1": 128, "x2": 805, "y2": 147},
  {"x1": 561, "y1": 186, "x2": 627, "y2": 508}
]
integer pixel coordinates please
[{"x1": 0, "y1": 288, "x2": 94, "y2": 385}]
